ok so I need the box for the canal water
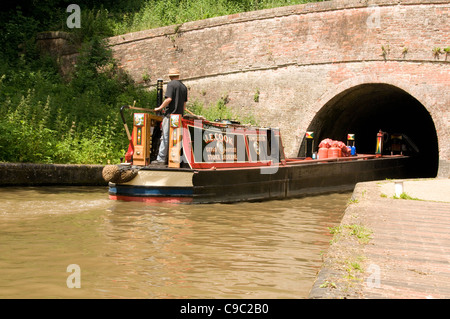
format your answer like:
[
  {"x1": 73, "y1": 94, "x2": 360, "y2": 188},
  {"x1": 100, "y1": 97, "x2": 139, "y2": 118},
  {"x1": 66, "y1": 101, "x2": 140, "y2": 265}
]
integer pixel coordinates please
[{"x1": 0, "y1": 186, "x2": 350, "y2": 299}]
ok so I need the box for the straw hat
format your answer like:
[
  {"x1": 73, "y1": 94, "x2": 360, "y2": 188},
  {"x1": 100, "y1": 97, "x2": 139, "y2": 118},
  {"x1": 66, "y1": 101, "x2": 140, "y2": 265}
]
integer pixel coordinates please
[{"x1": 168, "y1": 68, "x2": 180, "y2": 77}]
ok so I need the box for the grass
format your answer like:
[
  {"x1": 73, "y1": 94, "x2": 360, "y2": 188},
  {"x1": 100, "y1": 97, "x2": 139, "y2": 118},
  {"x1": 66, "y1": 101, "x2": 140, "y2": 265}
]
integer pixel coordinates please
[
  {"x1": 108, "y1": 0, "x2": 326, "y2": 36},
  {"x1": 344, "y1": 256, "x2": 365, "y2": 280},
  {"x1": 393, "y1": 192, "x2": 421, "y2": 200},
  {"x1": 319, "y1": 280, "x2": 337, "y2": 289},
  {"x1": 321, "y1": 224, "x2": 371, "y2": 292},
  {"x1": 329, "y1": 224, "x2": 373, "y2": 245}
]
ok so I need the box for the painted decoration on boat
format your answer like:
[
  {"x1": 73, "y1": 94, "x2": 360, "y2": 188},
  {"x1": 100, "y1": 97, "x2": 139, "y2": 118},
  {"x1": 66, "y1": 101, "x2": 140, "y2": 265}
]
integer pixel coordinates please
[
  {"x1": 187, "y1": 124, "x2": 248, "y2": 164},
  {"x1": 181, "y1": 118, "x2": 283, "y2": 169}
]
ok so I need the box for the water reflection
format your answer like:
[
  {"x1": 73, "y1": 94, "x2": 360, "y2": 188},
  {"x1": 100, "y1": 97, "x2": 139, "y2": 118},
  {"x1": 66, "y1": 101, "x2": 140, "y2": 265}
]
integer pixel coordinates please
[{"x1": 0, "y1": 186, "x2": 349, "y2": 298}]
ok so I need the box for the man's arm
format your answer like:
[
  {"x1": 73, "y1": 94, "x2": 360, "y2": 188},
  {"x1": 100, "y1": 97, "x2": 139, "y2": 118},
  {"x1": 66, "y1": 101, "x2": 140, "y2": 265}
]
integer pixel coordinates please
[{"x1": 154, "y1": 97, "x2": 172, "y2": 112}]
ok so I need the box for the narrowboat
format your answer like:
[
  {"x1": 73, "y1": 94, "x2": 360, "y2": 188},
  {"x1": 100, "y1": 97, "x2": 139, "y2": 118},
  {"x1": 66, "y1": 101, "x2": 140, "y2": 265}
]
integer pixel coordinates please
[{"x1": 102, "y1": 105, "x2": 412, "y2": 204}]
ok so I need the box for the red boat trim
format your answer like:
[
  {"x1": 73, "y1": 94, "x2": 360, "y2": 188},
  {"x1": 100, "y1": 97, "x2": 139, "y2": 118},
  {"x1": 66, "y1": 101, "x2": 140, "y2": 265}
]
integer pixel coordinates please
[
  {"x1": 181, "y1": 119, "x2": 286, "y2": 170},
  {"x1": 109, "y1": 194, "x2": 193, "y2": 204}
]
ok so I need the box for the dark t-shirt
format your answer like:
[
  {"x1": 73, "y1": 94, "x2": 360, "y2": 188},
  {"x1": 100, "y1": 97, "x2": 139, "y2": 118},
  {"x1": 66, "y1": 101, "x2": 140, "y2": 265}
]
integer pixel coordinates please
[{"x1": 164, "y1": 80, "x2": 188, "y2": 116}]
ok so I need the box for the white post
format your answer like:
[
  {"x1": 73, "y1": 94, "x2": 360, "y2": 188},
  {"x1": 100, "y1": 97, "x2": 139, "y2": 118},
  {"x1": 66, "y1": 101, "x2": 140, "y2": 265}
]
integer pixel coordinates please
[{"x1": 394, "y1": 181, "x2": 404, "y2": 197}]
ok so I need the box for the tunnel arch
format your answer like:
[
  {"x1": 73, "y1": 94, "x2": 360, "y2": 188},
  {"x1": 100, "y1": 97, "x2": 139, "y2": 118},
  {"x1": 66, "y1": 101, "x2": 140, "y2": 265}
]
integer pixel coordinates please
[{"x1": 299, "y1": 83, "x2": 439, "y2": 178}]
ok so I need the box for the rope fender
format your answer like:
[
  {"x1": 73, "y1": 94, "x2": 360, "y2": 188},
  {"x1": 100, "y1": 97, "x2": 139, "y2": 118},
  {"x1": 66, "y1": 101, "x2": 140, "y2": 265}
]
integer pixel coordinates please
[{"x1": 102, "y1": 165, "x2": 138, "y2": 183}]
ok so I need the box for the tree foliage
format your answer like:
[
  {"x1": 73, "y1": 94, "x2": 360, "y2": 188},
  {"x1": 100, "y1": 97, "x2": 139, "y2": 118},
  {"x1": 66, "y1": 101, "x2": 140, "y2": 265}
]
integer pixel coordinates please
[{"x1": 0, "y1": 0, "x2": 321, "y2": 164}]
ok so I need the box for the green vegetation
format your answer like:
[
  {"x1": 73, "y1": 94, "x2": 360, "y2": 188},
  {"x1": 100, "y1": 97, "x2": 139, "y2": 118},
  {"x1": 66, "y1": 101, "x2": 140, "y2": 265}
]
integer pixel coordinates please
[
  {"x1": 381, "y1": 45, "x2": 390, "y2": 60},
  {"x1": 0, "y1": 50, "x2": 154, "y2": 164},
  {"x1": 319, "y1": 280, "x2": 337, "y2": 289},
  {"x1": 347, "y1": 197, "x2": 359, "y2": 205},
  {"x1": 329, "y1": 224, "x2": 373, "y2": 245},
  {"x1": 189, "y1": 96, "x2": 258, "y2": 125},
  {"x1": 342, "y1": 256, "x2": 366, "y2": 282},
  {"x1": 0, "y1": 3, "x2": 155, "y2": 164},
  {"x1": 432, "y1": 47, "x2": 443, "y2": 58},
  {"x1": 322, "y1": 224, "x2": 371, "y2": 291},
  {"x1": 106, "y1": 0, "x2": 325, "y2": 35},
  {"x1": 0, "y1": 0, "x2": 321, "y2": 164},
  {"x1": 253, "y1": 88, "x2": 260, "y2": 103},
  {"x1": 393, "y1": 192, "x2": 420, "y2": 200}
]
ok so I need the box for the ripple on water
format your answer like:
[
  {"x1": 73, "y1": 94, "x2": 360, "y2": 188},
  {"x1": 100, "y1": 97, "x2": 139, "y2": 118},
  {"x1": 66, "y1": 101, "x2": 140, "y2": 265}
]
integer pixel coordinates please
[
  {"x1": 0, "y1": 186, "x2": 111, "y2": 217},
  {"x1": 0, "y1": 186, "x2": 351, "y2": 298}
]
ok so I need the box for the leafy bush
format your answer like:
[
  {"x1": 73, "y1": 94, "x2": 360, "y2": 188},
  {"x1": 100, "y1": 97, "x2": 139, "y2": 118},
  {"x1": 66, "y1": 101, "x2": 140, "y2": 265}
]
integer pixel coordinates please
[
  {"x1": 188, "y1": 98, "x2": 258, "y2": 125},
  {"x1": 0, "y1": 31, "x2": 156, "y2": 165},
  {"x1": 0, "y1": 1, "x2": 320, "y2": 164},
  {"x1": 109, "y1": 0, "x2": 321, "y2": 35}
]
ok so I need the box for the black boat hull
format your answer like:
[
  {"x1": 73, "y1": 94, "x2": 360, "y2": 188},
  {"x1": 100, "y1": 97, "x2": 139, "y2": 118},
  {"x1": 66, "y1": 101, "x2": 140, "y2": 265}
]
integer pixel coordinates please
[{"x1": 109, "y1": 156, "x2": 412, "y2": 204}]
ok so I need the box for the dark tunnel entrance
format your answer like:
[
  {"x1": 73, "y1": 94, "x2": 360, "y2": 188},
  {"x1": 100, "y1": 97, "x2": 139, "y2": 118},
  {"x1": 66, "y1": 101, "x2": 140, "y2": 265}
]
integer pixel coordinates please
[{"x1": 300, "y1": 83, "x2": 439, "y2": 177}]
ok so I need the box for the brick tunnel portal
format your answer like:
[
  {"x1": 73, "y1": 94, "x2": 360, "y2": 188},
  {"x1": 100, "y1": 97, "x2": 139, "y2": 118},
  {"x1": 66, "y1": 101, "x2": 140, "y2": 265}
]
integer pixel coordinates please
[{"x1": 303, "y1": 83, "x2": 439, "y2": 178}]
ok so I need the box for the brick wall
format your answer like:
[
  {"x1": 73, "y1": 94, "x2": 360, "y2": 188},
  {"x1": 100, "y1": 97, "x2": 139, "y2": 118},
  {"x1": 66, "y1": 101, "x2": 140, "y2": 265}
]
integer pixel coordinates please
[
  {"x1": 36, "y1": 31, "x2": 78, "y2": 78},
  {"x1": 108, "y1": 0, "x2": 450, "y2": 176}
]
